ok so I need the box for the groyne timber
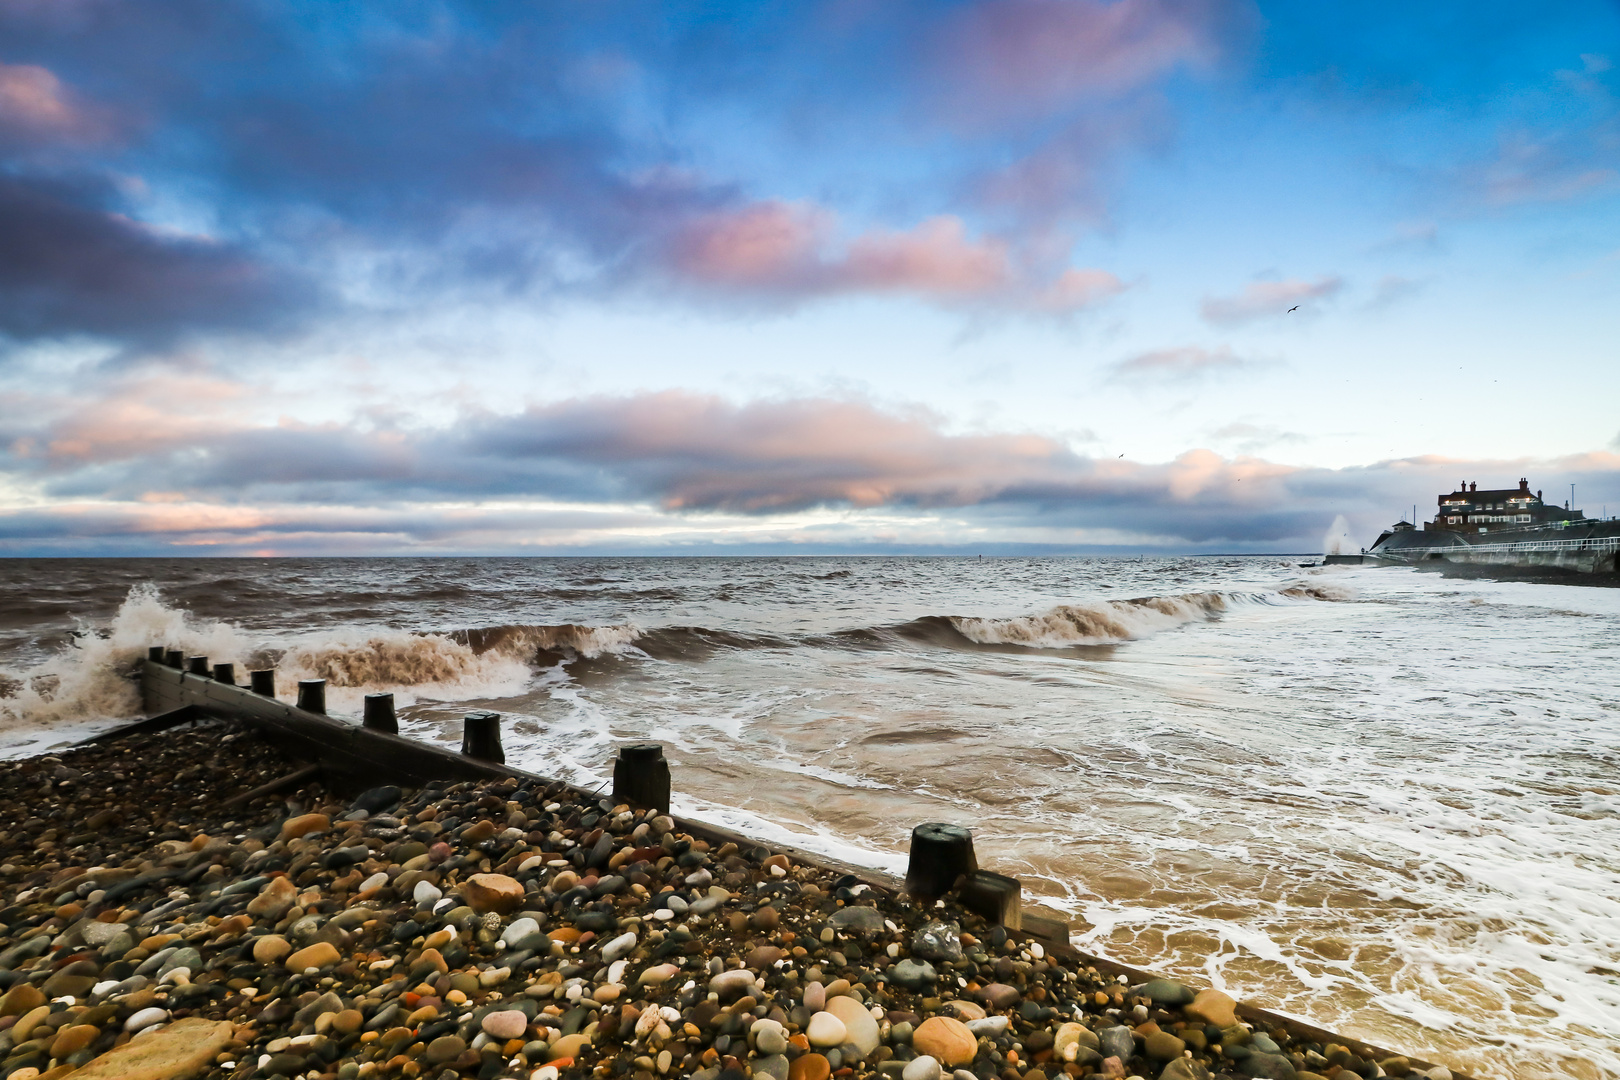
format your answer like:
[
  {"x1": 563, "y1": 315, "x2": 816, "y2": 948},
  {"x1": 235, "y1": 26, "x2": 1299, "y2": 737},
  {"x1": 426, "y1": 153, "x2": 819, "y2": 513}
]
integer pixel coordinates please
[{"x1": 0, "y1": 649, "x2": 1473, "y2": 1080}]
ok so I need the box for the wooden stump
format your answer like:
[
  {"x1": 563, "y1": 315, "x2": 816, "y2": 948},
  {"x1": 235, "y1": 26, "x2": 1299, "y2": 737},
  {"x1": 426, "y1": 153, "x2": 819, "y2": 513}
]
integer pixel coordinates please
[
  {"x1": 212, "y1": 662, "x2": 235, "y2": 685},
  {"x1": 164, "y1": 649, "x2": 184, "y2": 670},
  {"x1": 461, "y1": 711, "x2": 504, "y2": 764},
  {"x1": 186, "y1": 655, "x2": 210, "y2": 676},
  {"x1": 363, "y1": 692, "x2": 398, "y2": 734},
  {"x1": 147, "y1": 646, "x2": 165, "y2": 663},
  {"x1": 905, "y1": 822, "x2": 977, "y2": 905},
  {"x1": 296, "y1": 679, "x2": 326, "y2": 714},
  {"x1": 249, "y1": 669, "x2": 276, "y2": 697},
  {"x1": 612, "y1": 743, "x2": 671, "y2": 813}
]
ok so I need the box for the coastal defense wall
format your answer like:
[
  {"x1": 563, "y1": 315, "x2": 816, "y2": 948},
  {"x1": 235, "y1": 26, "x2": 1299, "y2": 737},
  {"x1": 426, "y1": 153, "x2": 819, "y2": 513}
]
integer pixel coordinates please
[
  {"x1": 1372, "y1": 534, "x2": 1619, "y2": 575},
  {"x1": 128, "y1": 655, "x2": 1477, "y2": 1080},
  {"x1": 1432, "y1": 546, "x2": 1618, "y2": 574}
]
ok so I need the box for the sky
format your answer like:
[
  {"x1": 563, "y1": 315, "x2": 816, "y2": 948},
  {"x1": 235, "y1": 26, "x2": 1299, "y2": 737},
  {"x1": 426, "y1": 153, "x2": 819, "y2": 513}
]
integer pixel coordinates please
[{"x1": 1, "y1": 0, "x2": 1618, "y2": 556}]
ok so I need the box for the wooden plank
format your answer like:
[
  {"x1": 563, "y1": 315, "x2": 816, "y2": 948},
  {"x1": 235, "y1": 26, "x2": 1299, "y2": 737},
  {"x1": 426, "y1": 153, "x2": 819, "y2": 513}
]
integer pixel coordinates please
[
  {"x1": 220, "y1": 762, "x2": 324, "y2": 809},
  {"x1": 76, "y1": 703, "x2": 209, "y2": 745}
]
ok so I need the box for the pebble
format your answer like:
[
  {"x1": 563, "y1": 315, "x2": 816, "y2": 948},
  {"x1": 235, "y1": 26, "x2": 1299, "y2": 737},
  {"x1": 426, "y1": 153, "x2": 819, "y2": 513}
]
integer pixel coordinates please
[
  {"x1": 0, "y1": 725, "x2": 1427, "y2": 1080},
  {"x1": 752, "y1": 1018, "x2": 789, "y2": 1055},
  {"x1": 1186, "y1": 987, "x2": 1238, "y2": 1028},
  {"x1": 463, "y1": 872, "x2": 524, "y2": 913},
  {"x1": 903, "y1": 1055, "x2": 944, "y2": 1080},
  {"x1": 284, "y1": 940, "x2": 340, "y2": 971},
  {"x1": 601, "y1": 930, "x2": 637, "y2": 961},
  {"x1": 912, "y1": 1016, "x2": 976, "y2": 1067},
  {"x1": 125, "y1": 1006, "x2": 170, "y2": 1032},
  {"x1": 806, "y1": 1010, "x2": 847, "y2": 1047},
  {"x1": 482, "y1": 1009, "x2": 530, "y2": 1039},
  {"x1": 825, "y1": 994, "x2": 880, "y2": 1056},
  {"x1": 789, "y1": 1052, "x2": 831, "y2": 1080}
]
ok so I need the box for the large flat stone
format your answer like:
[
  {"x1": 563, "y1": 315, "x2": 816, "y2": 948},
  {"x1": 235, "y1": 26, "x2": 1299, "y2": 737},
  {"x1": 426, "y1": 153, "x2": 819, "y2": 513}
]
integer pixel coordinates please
[{"x1": 71, "y1": 1017, "x2": 233, "y2": 1080}]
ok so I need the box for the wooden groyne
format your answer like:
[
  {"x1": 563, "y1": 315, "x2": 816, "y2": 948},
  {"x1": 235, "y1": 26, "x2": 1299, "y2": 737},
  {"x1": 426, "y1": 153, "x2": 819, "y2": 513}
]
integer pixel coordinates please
[{"x1": 121, "y1": 648, "x2": 1474, "y2": 1080}]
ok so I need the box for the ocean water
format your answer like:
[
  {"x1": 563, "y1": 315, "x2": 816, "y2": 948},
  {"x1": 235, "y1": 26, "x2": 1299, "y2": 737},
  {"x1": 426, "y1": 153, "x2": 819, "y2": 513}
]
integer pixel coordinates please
[{"x1": 1, "y1": 556, "x2": 1616, "y2": 1079}]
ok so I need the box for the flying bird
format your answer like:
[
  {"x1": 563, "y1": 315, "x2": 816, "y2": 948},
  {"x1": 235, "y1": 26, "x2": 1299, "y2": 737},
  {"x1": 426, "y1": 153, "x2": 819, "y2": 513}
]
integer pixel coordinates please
[{"x1": 1287, "y1": 305, "x2": 1299, "y2": 313}]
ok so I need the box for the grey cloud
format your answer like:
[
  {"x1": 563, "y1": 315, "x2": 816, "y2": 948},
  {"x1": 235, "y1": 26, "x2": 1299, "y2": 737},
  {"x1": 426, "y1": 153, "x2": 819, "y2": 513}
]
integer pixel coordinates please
[
  {"x1": 9, "y1": 387, "x2": 1618, "y2": 555},
  {"x1": 0, "y1": 173, "x2": 317, "y2": 344}
]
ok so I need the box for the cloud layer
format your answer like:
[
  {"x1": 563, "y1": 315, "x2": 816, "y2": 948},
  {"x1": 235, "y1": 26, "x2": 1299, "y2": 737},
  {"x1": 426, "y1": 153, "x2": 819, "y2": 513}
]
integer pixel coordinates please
[{"x1": 6, "y1": 384, "x2": 1616, "y2": 555}]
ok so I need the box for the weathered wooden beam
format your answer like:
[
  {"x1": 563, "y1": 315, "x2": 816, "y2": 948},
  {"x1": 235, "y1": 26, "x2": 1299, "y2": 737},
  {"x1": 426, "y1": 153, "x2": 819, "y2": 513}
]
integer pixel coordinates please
[
  {"x1": 460, "y1": 711, "x2": 504, "y2": 764},
  {"x1": 362, "y1": 692, "x2": 397, "y2": 734},
  {"x1": 612, "y1": 743, "x2": 671, "y2": 814},
  {"x1": 905, "y1": 822, "x2": 977, "y2": 905},
  {"x1": 76, "y1": 704, "x2": 208, "y2": 745},
  {"x1": 139, "y1": 660, "x2": 521, "y2": 787},
  {"x1": 957, "y1": 868, "x2": 1022, "y2": 930},
  {"x1": 220, "y1": 761, "x2": 323, "y2": 809},
  {"x1": 296, "y1": 679, "x2": 326, "y2": 714}
]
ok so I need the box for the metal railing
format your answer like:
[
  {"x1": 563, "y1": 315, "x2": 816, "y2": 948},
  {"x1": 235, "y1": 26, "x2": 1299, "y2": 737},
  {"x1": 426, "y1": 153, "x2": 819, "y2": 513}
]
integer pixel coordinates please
[{"x1": 1378, "y1": 535, "x2": 1620, "y2": 557}]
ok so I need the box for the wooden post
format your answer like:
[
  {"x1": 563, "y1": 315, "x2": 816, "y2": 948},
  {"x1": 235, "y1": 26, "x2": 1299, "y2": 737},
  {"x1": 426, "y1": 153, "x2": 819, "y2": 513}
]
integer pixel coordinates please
[
  {"x1": 147, "y1": 646, "x2": 165, "y2": 663},
  {"x1": 186, "y1": 655, "x2": 210, "y2": 676},
  {"x1": 461, "y1": 711, "x2": 504, "y2": 764},
  {"x1": 905, "y1": 822, "x2": 977, "y2": 905},
  {"x1": 249, "y1": 669, "x2": 276, "y2": 697},
  {"x1": 363, "y1": 692, "x2": 397, "y2": 734},
  {"x1": 212, "y1": 662, "x2": 235, "y2": 685},
  {"x1": 296, "y1": 679, "x2": 326, "y2": 714},
  {"x1": 958, "y1": 869, "x2": 1022, "y2": 930},
  {"x1": 164, "y1": 649, "x2": 184, "y2": 669},
  {"x1": 612, "y1": 743, "x2": 671, "y2": 814}
]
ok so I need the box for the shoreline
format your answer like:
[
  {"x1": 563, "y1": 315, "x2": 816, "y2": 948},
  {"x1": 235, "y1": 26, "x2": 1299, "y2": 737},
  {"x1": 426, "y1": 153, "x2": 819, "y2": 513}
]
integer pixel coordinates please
[{"x1": 0, "y1": 707, "x2": 1466, "y2": 1080}]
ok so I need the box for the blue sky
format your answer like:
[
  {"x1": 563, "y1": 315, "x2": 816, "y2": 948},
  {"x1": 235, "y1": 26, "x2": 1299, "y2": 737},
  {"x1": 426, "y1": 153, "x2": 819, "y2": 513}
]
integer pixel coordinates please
[{"x1": 1, "y1": 0, "x2": 1617, "y2": 554}]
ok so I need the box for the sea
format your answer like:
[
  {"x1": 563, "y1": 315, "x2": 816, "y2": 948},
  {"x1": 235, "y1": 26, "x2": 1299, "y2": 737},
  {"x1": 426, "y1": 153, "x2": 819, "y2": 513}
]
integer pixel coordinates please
[{"x1": 1, "y1": 556, "x2": 1616, "y2": 1080}]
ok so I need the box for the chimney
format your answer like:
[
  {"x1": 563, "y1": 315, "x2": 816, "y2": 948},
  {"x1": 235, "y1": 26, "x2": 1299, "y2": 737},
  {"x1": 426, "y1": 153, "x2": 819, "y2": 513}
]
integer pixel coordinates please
[
  {"x1": 1469, "y1": 481, "x2": 1476, "y2": 492},
  {"x1": 1538, "y1": 490, "x2": 1542, "y2": 501},
  {"x1": 1519, "y1": 478, "x2": 1529, "y2": 492}
]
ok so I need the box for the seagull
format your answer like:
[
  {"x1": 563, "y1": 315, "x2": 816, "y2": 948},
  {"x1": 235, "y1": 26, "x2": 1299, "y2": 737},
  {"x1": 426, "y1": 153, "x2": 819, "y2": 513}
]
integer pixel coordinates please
[{"x1": 1287, "y1": 305, "x2": 1299, "y2": 313}]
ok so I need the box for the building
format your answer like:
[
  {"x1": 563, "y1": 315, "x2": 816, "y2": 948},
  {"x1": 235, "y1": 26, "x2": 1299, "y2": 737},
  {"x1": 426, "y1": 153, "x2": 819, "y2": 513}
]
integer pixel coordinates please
[{"x1": 1428, "y1": 479, "x2": 1584, "y2": 534}]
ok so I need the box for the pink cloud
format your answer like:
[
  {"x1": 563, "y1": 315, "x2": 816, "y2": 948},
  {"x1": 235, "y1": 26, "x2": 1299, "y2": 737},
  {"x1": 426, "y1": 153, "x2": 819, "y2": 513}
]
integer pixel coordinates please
[
  {"x1": 1109, "y1": 345, "x2": 1260, "y2": 382},
  {"x1": 927, "y1": 0, "x2": 1234, "y2": 126},
  {"x1": 1200, "y1": 276, "x2": 1342, "y2": 324},
  {"x1": 0, "y1": 62, "x2": 111, "y2": 145},
  {"x1": 664, "y1": 200, "x2": 1122, "y2": 312}
]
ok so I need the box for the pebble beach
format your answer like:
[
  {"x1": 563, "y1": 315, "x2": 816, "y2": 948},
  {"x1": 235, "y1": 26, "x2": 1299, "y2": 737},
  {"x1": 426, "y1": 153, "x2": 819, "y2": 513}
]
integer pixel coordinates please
[{"x1": 0, "y1": 723, "x2": 1460, "y2": 1080}]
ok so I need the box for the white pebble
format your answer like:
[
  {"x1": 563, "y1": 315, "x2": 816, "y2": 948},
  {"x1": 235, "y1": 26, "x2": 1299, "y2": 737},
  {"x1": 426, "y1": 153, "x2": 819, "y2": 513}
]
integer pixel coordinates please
[
  {"x1": 125, "y1": 1007, "x2": 168, "y2": 1032},
  {"x1": 361, "y1": 871, "x2": 388, "y2": 892},
  {"x1": 501, "y1": 917, "x2": 540, "y2": 946},
  {"x1": 806, "y1": 1011, "x2": 847, "y2": 1047},
  {"x1": 903, "y1": 1056, "x2": 943, "y2": 1080},
  {"x1": 414, "y1": 881, "x2": 443, "y2": 906},
  {"x1": 601, "y1": 931, "x2": 637, "y2": 962}
]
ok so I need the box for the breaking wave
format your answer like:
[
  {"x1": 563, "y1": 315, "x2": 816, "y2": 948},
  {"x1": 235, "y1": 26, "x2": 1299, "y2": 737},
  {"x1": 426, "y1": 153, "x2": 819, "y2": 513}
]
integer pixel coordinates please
[
  {"x1": 0, "y1": 583, "x2": 250, "y2": 735},
  {"x1": 942, "y1": 582, "x2": 1352, "y2": 649},
  {"x1": 0, "y1": 577, "x2": 1352, "y2": 740}
]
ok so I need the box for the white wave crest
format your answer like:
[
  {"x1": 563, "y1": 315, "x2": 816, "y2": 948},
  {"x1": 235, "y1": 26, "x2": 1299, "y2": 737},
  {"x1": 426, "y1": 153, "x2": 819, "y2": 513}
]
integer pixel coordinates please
[
  {"x1": 0, "y1": 583, "x2": 251, "y2": 736},
  {"x1": 953, "y1": 583, "x2": 1352, "y2": 647}
]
